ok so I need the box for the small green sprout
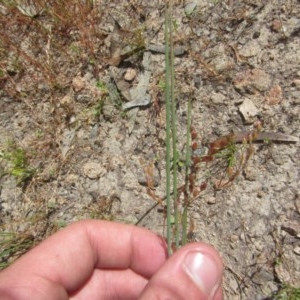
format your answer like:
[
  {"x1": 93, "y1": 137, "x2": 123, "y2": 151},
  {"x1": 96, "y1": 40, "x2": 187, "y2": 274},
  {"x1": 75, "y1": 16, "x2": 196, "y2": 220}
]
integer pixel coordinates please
[
  {"x1": 263, "y1": 137, "x2": 272, "y2": 145},
  {"x1": 0, "y1": 231, "x2": 34, "y2": 270},
  {"x1": 96, "y1": 80, "x2": 108, "y2": 92},
  {"x1": 93, "y1": 99, "x2": 105, "y2": 117},
  {"x1": 215, "y1": 142, "x2": 238, "y2": 169},
  {"x1": 272, "y1": 283, "x2": 300, "y2": 300},
  {"x1": 158, "y1": 78, "x2": 166, "y2": 91},
  {"x1": 0, "y1": 143, "x2": 34, "y2": 184},
  {"x1": 172, "y1": 19, "x2": 179, "y2": 31}
]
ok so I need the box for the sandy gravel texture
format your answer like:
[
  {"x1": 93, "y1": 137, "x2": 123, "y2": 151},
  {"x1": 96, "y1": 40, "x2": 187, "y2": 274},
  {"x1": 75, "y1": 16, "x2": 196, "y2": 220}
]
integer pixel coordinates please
[{"x1": 0, "y1": 1, "x2": 300, "y2": 299}]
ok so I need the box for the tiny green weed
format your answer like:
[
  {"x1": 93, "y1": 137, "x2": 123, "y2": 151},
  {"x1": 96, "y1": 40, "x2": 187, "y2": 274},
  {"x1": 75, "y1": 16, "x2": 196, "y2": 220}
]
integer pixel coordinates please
[
  {"x1": 215, "y1": 142, "x2": 238, "y2": 169},
  {"x1": 0, "y1": 231, "x2": 34, "y2": 270},
  {"x1": 272, "y1": 284, "x2": 300, "y2": 300},
  {"x1": 0, "y1": 142, "x2": 34, "y2": 184},
  {"x1": 96, "y1": 80, "x2": 108, "y2": 92},
  {"x1": 158, "y1": 78, "x2": 166, "y2": 91},
  {"x1": 93, "y1": 99, "x2": 105, "y2": 118}
]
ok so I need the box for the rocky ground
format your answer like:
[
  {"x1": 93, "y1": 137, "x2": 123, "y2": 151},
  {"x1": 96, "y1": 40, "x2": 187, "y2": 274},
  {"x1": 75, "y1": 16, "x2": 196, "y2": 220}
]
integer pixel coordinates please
[{"x1": 0, "y1": 1, "x2": 300, "y2": 299}]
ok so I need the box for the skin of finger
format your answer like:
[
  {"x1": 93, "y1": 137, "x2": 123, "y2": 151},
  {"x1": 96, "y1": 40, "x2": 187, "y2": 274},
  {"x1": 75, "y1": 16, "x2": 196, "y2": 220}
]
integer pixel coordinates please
[
  {"x1": 69, "y1": 247, "x2": 222, "y2": 300},
  {"x1": 0, "y1": 276, "x2": 68, "y2": 300},
  {"x1": 0, "y1": 262, "x2": 149, "y2": 300},
  {"x1": 0, "y1": 220, "x2": 167, "y2": 297},
  {"x1": 70, "y1": 268, "x2": 148, "y2": 300},
  {"x1": 139, "y1": 243, "x2": 223, "y2": 300},
  {"x1": 213, "y1": 286, "x2": 223, "y2": 300}
]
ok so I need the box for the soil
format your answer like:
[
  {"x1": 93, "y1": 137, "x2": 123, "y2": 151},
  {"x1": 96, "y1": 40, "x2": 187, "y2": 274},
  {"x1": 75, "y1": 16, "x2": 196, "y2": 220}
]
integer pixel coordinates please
[{"x1": 1, "y1": 1, "x2": 300, "y2": 299}]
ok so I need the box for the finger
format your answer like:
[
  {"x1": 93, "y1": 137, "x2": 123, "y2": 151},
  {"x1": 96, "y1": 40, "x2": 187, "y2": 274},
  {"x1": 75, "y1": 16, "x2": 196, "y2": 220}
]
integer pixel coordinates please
[
  {"x1": 70, "y1": 269, "x2": 147, "y2": 300},
  {"x1": 140, "y1": 243, "x2": 224, "y2": 300},
  {"x1": 0, "y1": 220, "x2": 167, "y2": 297},
  {"x1": 0, "y1": 266, "x2": 150, "y2": 300}
]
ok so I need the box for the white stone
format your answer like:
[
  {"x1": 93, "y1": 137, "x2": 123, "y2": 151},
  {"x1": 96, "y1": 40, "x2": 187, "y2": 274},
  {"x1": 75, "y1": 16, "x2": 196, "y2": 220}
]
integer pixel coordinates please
[
  {"x1": 124, "y1": 68, "x2": 137, "y2": 81},
  {"x1": 239, "y1": 98, "x2": 259, "y2": 124},
  {"x1": 83, "y1": 162, "x2": 106, "y2": 179},
  {"x1": 72, "y1": 76, "x2": 85, "y2": 92}
]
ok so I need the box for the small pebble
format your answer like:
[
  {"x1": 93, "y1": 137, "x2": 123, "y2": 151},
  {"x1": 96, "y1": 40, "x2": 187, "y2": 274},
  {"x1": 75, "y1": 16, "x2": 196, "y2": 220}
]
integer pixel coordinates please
[
  {"x1": 239, "y1": 98, "x2": 259, "y2": 124},
  {"x1": 72, "y1": 76, "x2": 85, "y2": 92},
  {"x1": 293, "y1": 246, "x2": 300, "y2": 256},
  {"x1": 83, "y1": 162, "x2": 106, "y2": 179},
  {"x1": 124, "y1": 68, "x2": 137, "y2": 81}
]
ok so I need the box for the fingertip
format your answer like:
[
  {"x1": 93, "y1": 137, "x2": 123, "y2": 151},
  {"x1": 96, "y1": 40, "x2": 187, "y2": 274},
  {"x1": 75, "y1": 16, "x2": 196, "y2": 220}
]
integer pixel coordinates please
[
  {"x1": 140, "y1": 242, "x2": 223, "y2": 300},
  {"x1": 183, "y1": 245, "x2": 223, "y2": 299}
]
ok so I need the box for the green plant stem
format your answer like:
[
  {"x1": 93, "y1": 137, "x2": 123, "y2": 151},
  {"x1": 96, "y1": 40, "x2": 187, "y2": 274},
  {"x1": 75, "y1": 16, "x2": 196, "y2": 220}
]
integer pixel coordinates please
[
  {"x1": 168, "y1": 0, "x2": 180, "y2": 250},
  {"x1": 164, "y1": 1, "x2": 173, "y2": 256},
  {"x1": 182, "y1": 99, "x2": 192, "y2": 246},
  {"x1": 181, "y1": 206, "x2": 188, "y2": 245}
]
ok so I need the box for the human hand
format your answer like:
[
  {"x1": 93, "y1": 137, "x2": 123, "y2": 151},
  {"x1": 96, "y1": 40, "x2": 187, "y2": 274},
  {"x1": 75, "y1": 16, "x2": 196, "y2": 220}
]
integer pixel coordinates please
[{"x1": 0, "y1": 220, "x2": 223, "y2": 299}]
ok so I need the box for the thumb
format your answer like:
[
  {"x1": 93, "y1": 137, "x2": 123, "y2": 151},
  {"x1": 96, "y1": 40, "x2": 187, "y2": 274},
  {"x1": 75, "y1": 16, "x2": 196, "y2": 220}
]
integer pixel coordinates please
[{"x1": 139, "y1": 243, "x2": 223, "y2": 300}]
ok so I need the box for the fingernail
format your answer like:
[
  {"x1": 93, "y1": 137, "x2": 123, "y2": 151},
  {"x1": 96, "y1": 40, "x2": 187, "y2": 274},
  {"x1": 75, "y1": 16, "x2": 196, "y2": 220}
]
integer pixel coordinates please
[{"x1": 183, "y1": 251, "x2": 222, "y2": 298}]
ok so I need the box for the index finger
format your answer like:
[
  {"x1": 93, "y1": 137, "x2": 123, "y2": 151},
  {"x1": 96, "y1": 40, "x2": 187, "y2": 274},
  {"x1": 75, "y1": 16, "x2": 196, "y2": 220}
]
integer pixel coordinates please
[{"x1": 0, "y1": 220, "x2": 167, "y2": 294}]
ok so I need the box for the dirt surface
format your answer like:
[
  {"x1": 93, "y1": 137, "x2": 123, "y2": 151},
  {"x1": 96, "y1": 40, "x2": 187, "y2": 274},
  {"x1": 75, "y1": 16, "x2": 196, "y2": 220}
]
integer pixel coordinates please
[{"x1": 1, "y1": 1, "x2": 300, "y2": 299}]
